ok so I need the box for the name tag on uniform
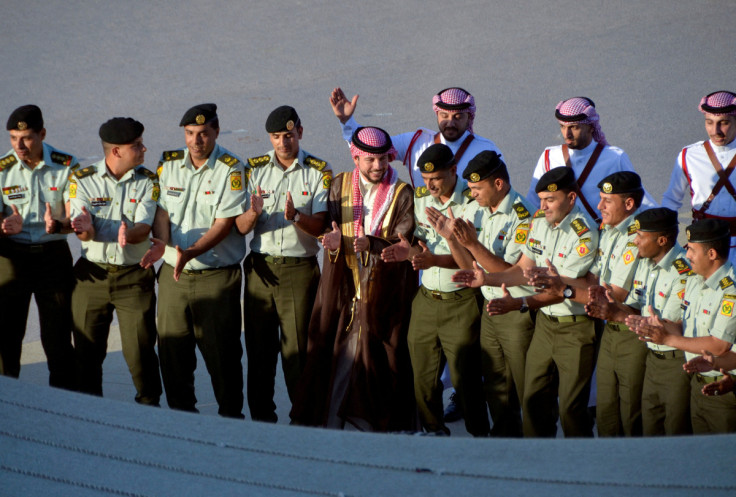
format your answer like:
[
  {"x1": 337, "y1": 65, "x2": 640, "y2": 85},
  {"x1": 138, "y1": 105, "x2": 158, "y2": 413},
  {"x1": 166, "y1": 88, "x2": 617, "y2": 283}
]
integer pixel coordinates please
[
  {"x1": 8, "y1": 193, "x2": 24, "y2": 200},
  {"x1": 91, "y1": 197, "x2": 111, "y2": 207}
]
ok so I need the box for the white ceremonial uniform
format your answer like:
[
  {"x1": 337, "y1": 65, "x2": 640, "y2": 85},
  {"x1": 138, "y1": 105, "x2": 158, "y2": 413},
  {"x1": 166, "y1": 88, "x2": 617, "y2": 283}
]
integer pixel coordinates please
[
  {"x1": 340, "y1": 116, "x2": 503, "y2": 188},
  {"x1": 662, "y1": 139, "x2": 736, "y2": 264},
  {"x1": 526, "y1": 140, "x2": 657, "y2": 219}
]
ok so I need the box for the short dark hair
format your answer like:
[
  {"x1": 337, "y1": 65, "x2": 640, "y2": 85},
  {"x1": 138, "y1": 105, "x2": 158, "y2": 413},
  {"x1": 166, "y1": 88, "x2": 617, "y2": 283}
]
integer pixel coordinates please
[{"x1": 702, "y1": 237, "x2": 731, "y2": 260}]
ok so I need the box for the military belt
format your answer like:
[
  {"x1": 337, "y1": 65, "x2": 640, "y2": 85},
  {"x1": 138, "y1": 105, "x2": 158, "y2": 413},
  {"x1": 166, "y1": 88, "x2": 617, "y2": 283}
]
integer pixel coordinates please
[
  {"x1": 256, "y1": 253, "x2": 316, "y2": 265},
  {"x1": 649, "y1": 349, "x2": 683, "y2": 360},
  {"x1": 606, "y1": 322, "x2": 629, "y2": 332},
  {"x1": 4, "y1": 239, "x2": 66, "y2": 254},
  {"x1": 696, "y1": 373, "x2": 736, "y2": 384},
  {"x1": 420, "y1": 286, "x2": 477, "y2": 301},
  {"x1": 92, "y1": 262, "x2": 139, "y2": 273},
  {"x1": 545, "y1": 314, "x2": 590, "y2": 323}
]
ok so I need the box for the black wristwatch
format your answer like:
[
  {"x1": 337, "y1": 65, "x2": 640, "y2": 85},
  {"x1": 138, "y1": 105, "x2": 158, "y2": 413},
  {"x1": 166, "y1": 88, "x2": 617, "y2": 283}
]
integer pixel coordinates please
[
  {"x1": 563, "y1": 285, "x2": 574, "y2": 299},
  {"x1": 519, "y1": 296, "x2": 529, "y2": 313}
]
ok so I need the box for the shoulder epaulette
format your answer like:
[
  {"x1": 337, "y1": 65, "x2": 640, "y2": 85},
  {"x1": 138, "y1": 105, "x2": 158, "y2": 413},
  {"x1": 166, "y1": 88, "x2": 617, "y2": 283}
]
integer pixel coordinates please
[
  {"x1": 50, "y1": 152, "x2": 75, "y2": 167},
  {"x1": 0, "y1": 154, "x2": 18, "y2": 171},
  {"x1": 248, "y1": 155, "x2": 270, "y2": 168},
  {"x1": 304, "y1": 155, "x2": 329, "y2": 172},
  {"x1": 533, "y1": 208, "x2": 545, "y2": 219},
  {"x1": 415, "y1": 186, "x2": 430, "y2": 198},
  {"x1": 719, "y1": 276, "x2": 734, "y2": 290},
  {"x1": 512, "y1": 202, "x2": 531, "y2": 220},
  {"x1": 73, "y1": 166, "x2": 96, "y2": 179},
  {"x1": 161, "y1": 150, "x2": 184, "y2": 162},
  {"x1": 137, "y1": 167, "x2": 158, "y2": 181},
  {"x1": 627, "y1": 223, "x2": 638, "y2": 235},
  {"x1": 463, "y1": 187, "x2": 474, "y2": 201},
  {"x1": 570, "y1": 218, "x2": 590, "y2": 237},
  {"x1": 218, "y1": 153, "x2": 240, "y2": 168},
  {"x1": 673, "y1": 257, "x2": 692, "y2": 275}
]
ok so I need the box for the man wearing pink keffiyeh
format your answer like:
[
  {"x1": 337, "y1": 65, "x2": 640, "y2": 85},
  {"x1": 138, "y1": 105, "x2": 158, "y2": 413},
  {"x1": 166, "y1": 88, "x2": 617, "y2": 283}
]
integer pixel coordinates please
[
  {"x1": 290, "y1": 126, "x2": 419, "y2": 432},
  {"x1": 330, "y1": 86, "x2": 504, "y2": 189},
  {"x1": 526, "y1": 97, "x2": 656, "y2": 222},
  {"x1": 662, "y1": 91, "x2": 736, "y2": 266}
]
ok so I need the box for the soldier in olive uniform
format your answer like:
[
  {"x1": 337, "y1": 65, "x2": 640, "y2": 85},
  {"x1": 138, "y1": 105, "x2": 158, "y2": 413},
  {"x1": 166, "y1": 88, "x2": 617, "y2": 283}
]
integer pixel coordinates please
[
  {"x1": 141, "y1": 103, "x2": 247, "y2": 418},
  {"x1": 383, "y1": 144, "x2": 488, "y2": 436},
  {"x1": 235, "y1": 106, "x2": 330, "y2": 422},
  {"x1": 433, "y1": 150, "x2": 537, "y2": 437},
  {"x1": 0, "y1": 105, "x2": 77, "y2": 389},
  {"x1": 454, "y1": 167, "x2": 600, "y2": 437},
  {"x1": 69, "y1": 117, "x2": 162, "y2": 405}
]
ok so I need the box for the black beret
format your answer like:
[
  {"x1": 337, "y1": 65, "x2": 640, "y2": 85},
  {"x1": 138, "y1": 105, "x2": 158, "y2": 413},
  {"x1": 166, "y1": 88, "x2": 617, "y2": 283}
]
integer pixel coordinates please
[
  {"x1": 7, "y1": 105, "x2": 43, "y2": 132},
  {"x1": 350, "y1": 126, "x2": 393, "y2": 155},
  {"x1": 535, "y1": 167, "x2": 576, "y2": 193},
  {"x1": 417, "y1": 144, "x2": 454, "y2": 173},
  {"x1": 463, "y1": 150, "x2": 506, "y2": 183},
  {"x1": 265, "y1": 106, "x2": 300, "y2": 133},
  {"x1": 180, "y1": 103, "x2": 218, "y2": 127},
  {"x1": 686, "y1": 219, "x2": 731, "y2": 244},
  {"x1": 597, "y1": 171, "x2": 643, "y2": 194},
  {"x1": 99, "y1": 117, "x2": 144, "y2": 145},
  {"x1": 634, "y1": 208, "x2": 678, "y2": 232}
]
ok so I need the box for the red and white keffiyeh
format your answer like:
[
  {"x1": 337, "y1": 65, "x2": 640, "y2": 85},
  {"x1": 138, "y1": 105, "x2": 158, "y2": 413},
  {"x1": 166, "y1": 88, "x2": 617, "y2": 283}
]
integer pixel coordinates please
[
  {"x1": 556, "y1": 97, "x2": 608, "y2": 147},
  {"x1": 699, "y1": 91, "x2": 736, "y2": 116},
  {"x1": 432, "y1": 87, "x2": 476, "y2": 133}
]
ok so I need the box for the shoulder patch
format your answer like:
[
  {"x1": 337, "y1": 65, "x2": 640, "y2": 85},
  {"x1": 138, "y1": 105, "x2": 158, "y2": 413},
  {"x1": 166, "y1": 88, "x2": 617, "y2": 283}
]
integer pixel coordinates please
[
  {"x1": 626, "y1": 242, "x2": 637, "y2": 247},
  {"x1": 50, "y1": 152, "x2": 75, "y2": 167},
  {"x1": 512, "y1": 202, "x2": 531, "y2": 220},
  {"x1": 570, "y1": 218, "x2": 590, "y2": 237},
  {"x1": 137, "y1": 167, "x2": 158, "y2": 181},
  {"x1": 673, "y1": 257, "x2": 692, "y2": 275},
  {"x1": 720, "y1": 276, "x2": 734, "y2": 290},
  {"x1": 73, "y1": 166, "x2": 96, "y2": 179},
  {"x1": 463, "y1": 187, "x2": 474, "y2": 200},
  {"x1": 304, "y1": 155, "x2": 329, "y2": 172},
  {"x1": 162, "y1": 150, "x2": 184, "y2": 162},
  {"x1": 415, "y1": 186, "x2": 430, "y2": 198},
  {"x1": 218, "y1": 153, "x2": 240, "y2": 168},
  {"x1": 248, "y1": 155, "x2": 270, "y2": 168},
  {"x1": 627, "y1": 223, "x2": 638, "y2": 235},
  {"x1": 0, "y1": 154, "x2": 18, "y2": 171},
  {"x1": 533, "y1": 209, "x2": 545, "y2": 219}
]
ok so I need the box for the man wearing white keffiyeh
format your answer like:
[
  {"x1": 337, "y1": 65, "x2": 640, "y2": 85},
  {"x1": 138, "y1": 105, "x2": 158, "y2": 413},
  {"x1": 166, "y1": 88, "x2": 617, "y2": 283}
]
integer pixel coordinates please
[{"x1": 290, "y1": 126, "x2": 419, "y2": 432}]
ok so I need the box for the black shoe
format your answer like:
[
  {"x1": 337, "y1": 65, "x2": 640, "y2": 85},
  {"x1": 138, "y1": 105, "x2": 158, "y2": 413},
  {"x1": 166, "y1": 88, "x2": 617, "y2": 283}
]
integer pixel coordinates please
[{"x1": 443, "y1": 393, "x2": 463, "y2": 422}]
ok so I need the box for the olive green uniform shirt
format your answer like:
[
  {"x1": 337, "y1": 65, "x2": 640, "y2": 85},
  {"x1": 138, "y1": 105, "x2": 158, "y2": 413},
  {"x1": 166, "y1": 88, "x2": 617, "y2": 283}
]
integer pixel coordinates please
[
  {"x1": 413, "y1": 178, "x2": 474, "y2": 292},
  {"x1": 0, "y1": 143, "x2": 78, "y2": 243},
  {"x1": 466, "y1": 189, "x2": 535, "y2": 300},
  {"x1": 69, "y1": 161, "x2": 158, "y2": 265},
  {"x1": 681, "y1": 262, "x2": 736, "y2": 376},
  {"x1": 157, "y1": 144, "x2": 247, "y2": 270},
  {"x1": 592, "y1": 211, "x2": 640, "y2": 289},
  {"x1": 522, "y1": 204, "x2": 599, "y2": 316},
  {"x1": 624, "y1": 244, "x2": 691, "y2": 352},
  {"x1": 247, "y1": 149, "x2": 331, "y2": 258}
]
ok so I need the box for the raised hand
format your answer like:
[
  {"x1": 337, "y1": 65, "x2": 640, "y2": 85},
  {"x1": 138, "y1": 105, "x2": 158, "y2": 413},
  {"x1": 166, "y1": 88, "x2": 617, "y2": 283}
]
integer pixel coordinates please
[
  {"x1": 322, "y1": 221, "x2": 341, "y2": 251},
  {"x1": 630, "y1": 306, "x2": 668, "y2": 344},
  {"x1": 683, "y1": 350, "x2": 716, "y2": 374},
  {"x1": 453, "y1": 217, "x2": 478, "y2": 247},
  {"x1": 329, "y1": 87, "x2": 359, "y2": 124},
  {"x1": 1, "y1": 204, "x2": 23, "y2": 235},
  {"x1": 250, "y1": 186, "x2": 265, "y2": 215},
  {"x1": 411, "y1": 240, "x2": 434, "y2": 270},
  {"x1": 486, "y1": 283, "x2": 516, "y2": 316},
  {"x1": 43, "y1": 202, "x2": 56, "y2": 233},
  {"x1": 701, "y1": 370, "x2": 734, "y2": 397},
  {"x1": 585, "y1": 284, "x2": 614, "y2": 319},
  {"x1": 173, "y1": 245, "x2": 193, "y2": 281},
  {"x1": 381, "y1": 232, "x2": 411, "y2": 262},
  {"x1": 452, "y1": 261, "x2": 486, "y2": 288},
  {"x1": 284, "y1": 191, "x2": 297, "y2": 221},
  {"x1": 71, "y1": 206, "x2": 92, "y2": 234},
  {"x1": 354, "y1": 225, "x2": 369, "y2": 253},
  {"x1": 426, "y1": 206, "x2": 456, "y2": 240},
  {"x1": 139, "y1": 237, "x2": 165, "y2": 269}
]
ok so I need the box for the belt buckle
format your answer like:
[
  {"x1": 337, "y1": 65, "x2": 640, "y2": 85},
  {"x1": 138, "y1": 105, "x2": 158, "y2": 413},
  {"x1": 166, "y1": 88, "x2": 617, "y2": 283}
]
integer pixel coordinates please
[
  {"x1": 272, "y1": 256, "x2": 285, "y2": 264},
  {"x1": 29, "y1": 244, "x2": 44, "y2": 254},
  {"x1": 431, "y1": 290, "x2": 443, "y2": 300}
]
